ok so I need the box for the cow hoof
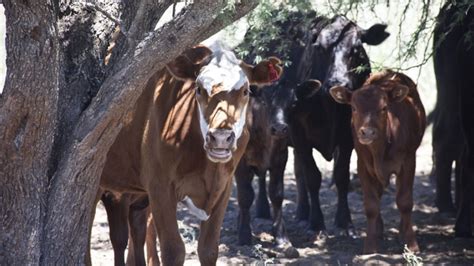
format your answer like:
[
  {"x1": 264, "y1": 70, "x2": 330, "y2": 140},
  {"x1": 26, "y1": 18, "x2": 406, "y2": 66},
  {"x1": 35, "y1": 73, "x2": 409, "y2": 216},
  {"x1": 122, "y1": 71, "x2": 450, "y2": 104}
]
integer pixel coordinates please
[
  {"x1": 312, "y1": 230, "x2": 328, "y2": 241},
  {"x1": 454, "y1": 230, "x2": 473, "y2": 238},
  {"x1": 362, "y1": 245, "x2": 378, "y2": 254},
  {"x1": 437, "y1": 205, "x2": 456, "y2": 215},
  {"x1": 281, "y1": 246, "x2": 299, "y2": 258},
  {"x1": 408, "y1": 243, "x2": 420, "y2": 254},
  {"x1": 335, "y1": 226, "x2": 358, "y2": 239},
  {"x1": 238, "y1": 230, "x2": 253, "y2": 245}
]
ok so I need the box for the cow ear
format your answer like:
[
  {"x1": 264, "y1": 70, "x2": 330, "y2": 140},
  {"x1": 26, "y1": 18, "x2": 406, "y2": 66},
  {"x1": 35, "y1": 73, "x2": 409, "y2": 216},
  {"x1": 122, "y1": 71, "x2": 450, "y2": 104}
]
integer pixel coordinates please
[
  {"x1": 166, "y1": 46, "x2": 213, "y2": 81},
  {"x1": 389, "y1": 84, "x2": 409, "y2": 102},
  {"x1": 241, "y1": 57, "x2": 283, "y2": 86},
  {"x1": 360, "y1": 24, "x2": 390, "y2": 45},
  {"x1": 295, "y1": 79, "x2": 321, "y2": 100},
  {"x1": 329, "y1": 86, "x2": 352, "y2": 104}
]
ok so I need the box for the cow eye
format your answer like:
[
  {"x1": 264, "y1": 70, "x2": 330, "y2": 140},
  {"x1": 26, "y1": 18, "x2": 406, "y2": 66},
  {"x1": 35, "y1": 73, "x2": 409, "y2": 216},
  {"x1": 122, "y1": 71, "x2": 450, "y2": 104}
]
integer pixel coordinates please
[
  {"x1": 351, "y1": 106, "x2": 356, "y2": 112},
  {"x1": 196, "y1": 86, "x2": 202, "y2": 95},
  {"x1": 244, "y1": 88, "x2": 250, "y2": 96},
  {"x1": 381, "y1": 106, "x2": 388, "y2": 112}
]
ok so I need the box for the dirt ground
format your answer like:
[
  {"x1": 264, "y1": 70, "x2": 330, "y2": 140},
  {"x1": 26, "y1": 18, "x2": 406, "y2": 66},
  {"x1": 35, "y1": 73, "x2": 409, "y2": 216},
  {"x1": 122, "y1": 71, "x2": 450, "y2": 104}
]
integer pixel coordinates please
[{"x1": 91, "y1": 124, "x2": 474, "y2": 265}]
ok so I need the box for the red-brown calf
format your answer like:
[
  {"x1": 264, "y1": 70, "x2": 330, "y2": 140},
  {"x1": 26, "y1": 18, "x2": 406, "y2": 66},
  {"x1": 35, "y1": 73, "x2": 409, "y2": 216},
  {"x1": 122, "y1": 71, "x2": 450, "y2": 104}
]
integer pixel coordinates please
[{"x1": 330, "y1": 70, "x2": 426, "y2": 253}]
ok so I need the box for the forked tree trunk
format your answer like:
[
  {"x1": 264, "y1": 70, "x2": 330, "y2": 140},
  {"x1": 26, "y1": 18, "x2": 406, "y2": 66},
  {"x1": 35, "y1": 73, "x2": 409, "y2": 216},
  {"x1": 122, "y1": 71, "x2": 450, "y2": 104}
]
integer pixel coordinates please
[{"x1": 0, "y1": 0, "x2": 258, "y2": 264}]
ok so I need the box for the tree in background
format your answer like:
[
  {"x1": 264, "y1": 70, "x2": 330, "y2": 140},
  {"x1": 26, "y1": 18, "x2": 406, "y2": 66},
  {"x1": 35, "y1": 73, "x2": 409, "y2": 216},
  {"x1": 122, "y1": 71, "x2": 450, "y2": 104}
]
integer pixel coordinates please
[{"x1": 0, "y1": 0, "x2": 257, "y2": 264}]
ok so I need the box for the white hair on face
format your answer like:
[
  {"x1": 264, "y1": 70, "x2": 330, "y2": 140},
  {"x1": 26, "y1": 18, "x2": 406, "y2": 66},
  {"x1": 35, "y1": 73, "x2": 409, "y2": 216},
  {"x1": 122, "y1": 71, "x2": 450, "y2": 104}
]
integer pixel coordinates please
[
  {"x1": 232, "y1": 103, "x2": 248, "y2": 141},
  {"x1": 197, "y1": 104, "x2": 208, "y2": 141},
  {"x1": 196, "y1": 42, "x2": 248, "y2": 95}
]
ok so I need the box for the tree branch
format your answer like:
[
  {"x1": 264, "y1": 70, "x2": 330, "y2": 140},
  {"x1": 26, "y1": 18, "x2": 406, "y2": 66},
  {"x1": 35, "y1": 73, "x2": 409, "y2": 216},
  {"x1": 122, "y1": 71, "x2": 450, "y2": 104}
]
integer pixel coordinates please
[
  {"x1": 83, "y1": 2, "x2": 129, "y2": 36},
  {"x1": 197, "y1": 0, "x2": 259, "y2": 42},
  {"x1": 127, "y1": 0, "x2": 173, "y2": 47}
]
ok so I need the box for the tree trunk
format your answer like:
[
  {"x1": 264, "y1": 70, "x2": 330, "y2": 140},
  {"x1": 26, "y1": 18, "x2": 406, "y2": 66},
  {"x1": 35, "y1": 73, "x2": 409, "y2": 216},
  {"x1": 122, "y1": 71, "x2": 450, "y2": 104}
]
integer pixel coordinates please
[
  {"x1": 0, "y1": 0, "x2": 258, "y2": 264},
  {"x1": 0, "y1": 1, "x2": 59, "y2": 264}
]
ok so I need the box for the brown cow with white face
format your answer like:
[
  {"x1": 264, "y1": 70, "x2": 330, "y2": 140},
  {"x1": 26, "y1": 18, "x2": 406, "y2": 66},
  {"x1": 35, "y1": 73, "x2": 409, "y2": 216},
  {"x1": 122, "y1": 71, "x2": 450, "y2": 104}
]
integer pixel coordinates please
[
  {"x1": 97, "y1": 43, "x2": 281, "y2": 266},
  {"x1": 329, "y1": 70, "x2": 426, "y2": 254}
]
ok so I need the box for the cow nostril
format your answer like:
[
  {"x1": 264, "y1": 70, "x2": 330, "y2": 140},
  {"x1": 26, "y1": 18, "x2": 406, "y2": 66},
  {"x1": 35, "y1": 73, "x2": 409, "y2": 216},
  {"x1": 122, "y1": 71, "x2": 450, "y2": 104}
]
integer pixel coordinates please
[
  {"x1": 226, "y1": 133, "x2": 235, "y2": 143},
  {"x1": 208, "y1": 134, "x2": 216, "y2": 143},
  {"x1": 360, "y1": 127, "x2": 375, "y2": 137}
]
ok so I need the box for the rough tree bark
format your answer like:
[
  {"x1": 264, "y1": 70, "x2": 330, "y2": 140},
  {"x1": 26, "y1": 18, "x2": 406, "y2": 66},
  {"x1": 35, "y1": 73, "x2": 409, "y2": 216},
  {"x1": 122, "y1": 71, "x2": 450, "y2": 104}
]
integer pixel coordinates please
[{"x1": 0, "y1": 0, "x2": 258, "y2": 264}]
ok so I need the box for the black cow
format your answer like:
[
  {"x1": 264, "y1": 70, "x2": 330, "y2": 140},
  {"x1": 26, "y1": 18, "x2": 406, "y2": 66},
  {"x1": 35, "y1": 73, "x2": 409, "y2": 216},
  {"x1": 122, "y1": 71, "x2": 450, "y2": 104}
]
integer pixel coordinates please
[
  {"x1": 236, "y1": 81, "x2": 320, "y2": 258},
  {"x1": 433, "y1": 1, "x2": 474, "y2": 237},
  {"x1": 289, "y1": 14, "x2": 389, "y2": 235},
  {"x1": 238, "y1": 11, "x2": 389, "y2": 240},
  {"x1": 430, "y1": 0, "x2": 466, "y2": 213}
]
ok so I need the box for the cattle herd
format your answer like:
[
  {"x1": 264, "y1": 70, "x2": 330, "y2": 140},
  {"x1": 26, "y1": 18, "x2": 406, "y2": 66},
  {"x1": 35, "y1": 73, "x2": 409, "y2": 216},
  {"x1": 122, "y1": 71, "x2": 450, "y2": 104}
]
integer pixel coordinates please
[{"x1": 90, "y1": 3, "x2": 474, "y2": 266}]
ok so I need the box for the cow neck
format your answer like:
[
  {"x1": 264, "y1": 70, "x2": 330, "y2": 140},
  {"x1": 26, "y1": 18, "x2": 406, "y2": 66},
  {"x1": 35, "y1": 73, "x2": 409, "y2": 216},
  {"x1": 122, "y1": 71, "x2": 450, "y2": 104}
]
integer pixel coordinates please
[
  {"x1": 366, "y1": 118, "x2": 394, "y2": 188},
  {"x1": 202, "y1": 155, "x2": 235, "y2": 215},
  {"x1": 366, "y1": 140, "x2": 388, "y2": 187}
]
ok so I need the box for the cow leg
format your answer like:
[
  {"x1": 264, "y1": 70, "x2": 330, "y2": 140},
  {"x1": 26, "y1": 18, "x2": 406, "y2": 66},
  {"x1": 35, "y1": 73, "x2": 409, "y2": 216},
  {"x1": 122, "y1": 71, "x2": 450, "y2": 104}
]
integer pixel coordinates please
[
  {"x1": 235, "y1": 161, "x2": 255, "y2": 245},
  {"x1": 358, "y1": 161, "x2": 383, "y2": 254},
  {"x1": 102, "y1": 193, "x2": 129, "y2": 266},
  {"x1": 455, "y1": 148, "x2": 473, "y2": 237},
  {"x1": 396, "y1": 155, "x2": 419, "y2": 252},
  {"x1": 255, "y1": 170, "x2": 271, "y2": 219},
  {"x1": 454, "y1": 157, "x2": 462, "y2": 209},
  {"x1": 294, "y1": 154, "x2": 309, "y2": 221},
  {"x1": 434, "y1": 145, "x2": 456, "y2": 213},
  {"x1": 148, "y1": 184, "x2": 184, "y2": 266},
  {"x1": 268, "y1": 147, "x2": 297, "y2": 257},
  {"x1": 333, "y1": 145, "x2": 354, "y2": 234},
  {"x1": 145, "y1": 212, "x2": 160, "y2": 266},
  {"x1": 126, "y1": 197, "x2": 148, "y2": 266},
  {"x1": 294, "y1": 147, "x2": 325, "y2": 232},
  {"x1": 198, "y1": 181, "x2": 233, "y2": 266}
]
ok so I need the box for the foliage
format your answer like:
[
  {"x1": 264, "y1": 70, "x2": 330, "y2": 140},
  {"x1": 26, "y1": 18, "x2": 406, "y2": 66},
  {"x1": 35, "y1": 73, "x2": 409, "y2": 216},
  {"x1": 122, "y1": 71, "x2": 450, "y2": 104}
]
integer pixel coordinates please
[
  {"x1": 234, "y1": 0, "x2": 314, "y2": 64},
  {"x1": 402, "y1": 245, "x2": 423, "y2": 266},
  {"x1": 235, "y1": 0, "x2": 473, "y2": 71}
]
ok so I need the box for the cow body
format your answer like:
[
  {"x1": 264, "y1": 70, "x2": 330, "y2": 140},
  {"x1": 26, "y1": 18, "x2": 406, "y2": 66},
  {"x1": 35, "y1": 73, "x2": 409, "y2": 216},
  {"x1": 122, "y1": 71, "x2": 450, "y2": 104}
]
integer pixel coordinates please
[
  {"x1": 235, "y1": 81, "x2": 320, "y2": 257},
  {"x1": 98, "y1": 44, "x2": 281, "y2": 265},
  {"x1": 434, "y1": 1, "x2": 474, "y2": 237},
  {"x1": 330, "y1": 70, "x2": 426, "y2": 253},
  {"x1": 430, "y1": 1, "x2": 466, "y2": 213},
  {"x1": 241, "y1": 11, "x2": 389, "y2": 236}
]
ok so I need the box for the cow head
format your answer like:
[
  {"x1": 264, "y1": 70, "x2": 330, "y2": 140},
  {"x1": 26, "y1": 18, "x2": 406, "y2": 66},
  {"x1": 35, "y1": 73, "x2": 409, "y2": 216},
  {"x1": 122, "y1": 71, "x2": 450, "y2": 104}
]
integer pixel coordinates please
[
  {"x1": 329, "y1": 82, "x2": 409, "y2": 145},
  {"x1": 257, "y1": 79, "x2": 321, "y2": 138},
  {"x1": 167, "y1": 45, "x2": 282, "y2": 163},
  {"x1": 313, "y1": 15, "x2": 390, "y2": 91}
]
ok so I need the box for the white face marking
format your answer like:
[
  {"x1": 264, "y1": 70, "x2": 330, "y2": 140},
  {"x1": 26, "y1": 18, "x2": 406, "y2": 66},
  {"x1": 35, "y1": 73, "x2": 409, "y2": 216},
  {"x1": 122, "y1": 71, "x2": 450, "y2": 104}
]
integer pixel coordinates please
[
  {"x1": 276, "y1": 108, "x2": 284, "y2": 122},
  {"x1": 196, "y1": 44, "x2": 248, "y2": 95},
  {"x1": 232, "y1": 103, "x2": 248, "y2": 141},
  {"x1": 195, "y1": 43, "x2": 250, "y2": 145},
  {"x1": 332, "y1": 44, "x2": 351, "y2": 86},
  {"x1": 197, "y1": 104, "x2": 209, "y2": 141}
]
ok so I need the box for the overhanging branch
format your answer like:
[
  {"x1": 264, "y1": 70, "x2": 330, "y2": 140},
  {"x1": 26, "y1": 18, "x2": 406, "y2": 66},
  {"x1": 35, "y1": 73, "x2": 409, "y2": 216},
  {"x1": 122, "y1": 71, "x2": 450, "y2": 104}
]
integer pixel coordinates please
[{"x1": 197, "y1": 0, "x2": 259, "y2": 42}]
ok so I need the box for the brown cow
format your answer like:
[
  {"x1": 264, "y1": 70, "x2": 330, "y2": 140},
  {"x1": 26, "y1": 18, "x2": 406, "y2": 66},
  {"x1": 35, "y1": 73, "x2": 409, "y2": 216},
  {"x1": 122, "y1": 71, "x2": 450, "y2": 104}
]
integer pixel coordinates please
[
  {"x1": 98, "y1": 43, "x2": 282, "y2": 265},
  {"x1": 329, "y1": 70, "x2": 426, "y2": 254},
  {"x1": 100, "y1": 192, "x2": 158, "y2": 266}
]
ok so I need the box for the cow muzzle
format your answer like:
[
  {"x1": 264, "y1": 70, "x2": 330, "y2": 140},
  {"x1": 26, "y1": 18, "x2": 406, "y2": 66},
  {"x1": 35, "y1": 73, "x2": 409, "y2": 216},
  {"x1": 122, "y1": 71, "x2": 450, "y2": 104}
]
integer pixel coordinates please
[
  {"x1": 204, "y1": 129, "x2": 236, "y2": 163},
  {"x1": 358, "y1": 126, "x2": 378, "y2": 145},
  {"x1": 270, "y1": 122, "x2": 289, "y2": 138}
]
